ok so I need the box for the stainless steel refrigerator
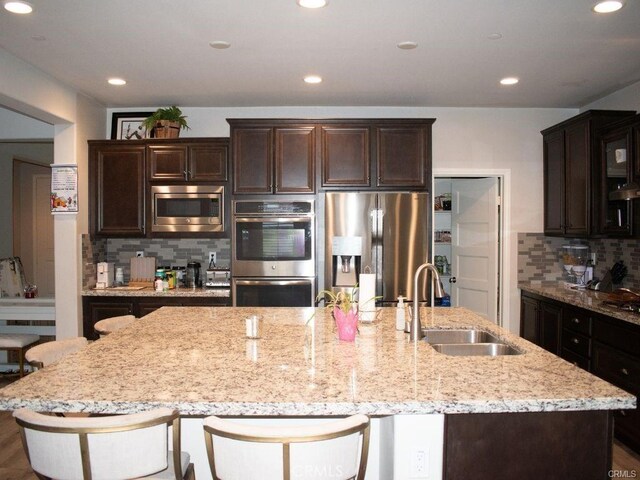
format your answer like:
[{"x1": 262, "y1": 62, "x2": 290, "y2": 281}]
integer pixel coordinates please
[{"x1": 324, "y1": 192, "x2": 430, "y2": 304}]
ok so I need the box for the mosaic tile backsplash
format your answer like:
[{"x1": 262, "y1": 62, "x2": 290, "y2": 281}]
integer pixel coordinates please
[
  {"x1": 82, "y1": 235, "x2": 230, "y2": 288},
  {"x1": 518, "y1": 233, "x2": 640, "y2": 289}
]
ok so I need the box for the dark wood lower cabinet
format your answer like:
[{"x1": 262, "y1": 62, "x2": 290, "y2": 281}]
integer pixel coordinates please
[
  {"x1": 83, "y1": 296, "x2": 230, "y2": 340},
  {"x1": 521, "y1": 290, "x2": 640, "y2": 454},
  {"x1": 444, "y1": 411, "x2": 612, "y2": 480}
]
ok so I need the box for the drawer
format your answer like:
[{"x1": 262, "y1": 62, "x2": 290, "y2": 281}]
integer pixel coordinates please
[
  {"x1": 561, "y1": 348, "x2": 589, "y2": 371},
  {"x1": 593, "y1": 316, "x2": 640, "y2": 357},
  {"x1": 561, "y1": 329, "x2": 591, "y2": 358},
  {"x1": 592, "y1": 342, "x2": 640, "y2": 396},
  {"x1": 562, "y1": 308, "x2": 591, "y2": 336}
]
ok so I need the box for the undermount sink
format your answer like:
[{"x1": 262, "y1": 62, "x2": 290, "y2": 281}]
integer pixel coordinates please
[
  {"x1": 422, "y1": 329, "x2": 523, "y2": 356},
  {"x1": 429, "y1": 343, "x2": 522, "y2": 357},
  {"x1": 421, "y1": 329, "x2": 500, "y2": 344}
]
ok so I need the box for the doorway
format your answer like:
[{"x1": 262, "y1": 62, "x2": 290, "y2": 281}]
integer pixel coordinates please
[
  {"x1": 12, "y1": 158, "x2": 55, "y2": 297},
  {"x1": 434, "y1": 175, "x2": 503, "y2": 324}
]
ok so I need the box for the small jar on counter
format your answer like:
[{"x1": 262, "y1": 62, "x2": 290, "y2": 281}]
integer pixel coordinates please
[{"x1": 154, "y1": 275, "x2": 164, "y2": 292}]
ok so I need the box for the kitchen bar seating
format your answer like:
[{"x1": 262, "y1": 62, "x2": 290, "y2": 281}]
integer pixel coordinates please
[
  {"x1": 13, "y1": 407, "x2": 194, "y2": 480},
  {"x1": 25, "y1": 337, "x2": 88, "y2": 370},
  {"x1": 202, "y1": 414, "x2": 370, "y2": 480},
  {"x1": 94, "y1": 314, "x2": 136, "y2": 337}
]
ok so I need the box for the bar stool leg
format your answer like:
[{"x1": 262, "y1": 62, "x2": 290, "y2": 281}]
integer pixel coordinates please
[{"x1": 19, "y1": 347, "x2": 25, "y2": 378}]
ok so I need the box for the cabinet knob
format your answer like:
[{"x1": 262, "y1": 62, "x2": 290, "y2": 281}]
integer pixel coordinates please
[
  {"x1": 572, "y1": 318, "x2": 580, "y2": 324},
  {"x1": 450, "y1": 277, "x2": 457, "y2": 284},
  {"x1": 572, "y1": 361, "x2": 579, "y2": 367},
  {"x1": 620, "y1": 410, "x2": 627, "y2": 417},
  {"x1": 272, "y1": 265, "x2": 276, "y2": 270},
  {"x1": 572, "y1": 337, "x2": 579, "y2": 344},
  {"x1": 621, "y1": 367, "x2": 629, "y2": 376}
]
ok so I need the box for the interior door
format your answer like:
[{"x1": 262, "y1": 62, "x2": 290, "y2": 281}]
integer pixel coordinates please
[{"x1": 450, "y1": 178, "x2": 499, "y2": 322}]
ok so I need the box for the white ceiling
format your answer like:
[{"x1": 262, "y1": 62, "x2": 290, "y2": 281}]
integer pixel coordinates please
[{"x1": 1, "y1": 0, "x2": 639, "y2": 109}]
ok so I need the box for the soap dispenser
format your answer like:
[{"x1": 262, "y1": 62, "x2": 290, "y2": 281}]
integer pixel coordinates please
[{"x1": 396, "y1": 296, "x2": 406, "y2": 330}]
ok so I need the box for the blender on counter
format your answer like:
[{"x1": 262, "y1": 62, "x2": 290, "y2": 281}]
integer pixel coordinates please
[{"x1": 561, "y1": 245, "x2": 591, "y2": 287}]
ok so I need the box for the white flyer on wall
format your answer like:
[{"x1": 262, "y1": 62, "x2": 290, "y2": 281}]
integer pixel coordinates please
[{"x1": 50, "y1": 164, "x2": 78, "y2": 214}]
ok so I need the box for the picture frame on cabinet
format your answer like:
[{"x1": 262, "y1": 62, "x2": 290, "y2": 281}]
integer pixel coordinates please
[{"x1": 110, "y1": 111, "x2": 153, "y2": 140}]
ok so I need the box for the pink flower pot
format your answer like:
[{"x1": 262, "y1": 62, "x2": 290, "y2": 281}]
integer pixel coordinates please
[{"x1": 334, "y1": 306, "x2": 358, "y2": 342}]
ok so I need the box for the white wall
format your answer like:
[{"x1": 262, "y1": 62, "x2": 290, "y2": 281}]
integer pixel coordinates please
[
  {"x1": 109, "y1": 106, "x2": 576, "y2": 332},
  {"x1": 0, "y1": 47, "x2": 105, "y2": 338},
  {"x1": 580, "y1": 79, "x2": 640, "y2": 112}
]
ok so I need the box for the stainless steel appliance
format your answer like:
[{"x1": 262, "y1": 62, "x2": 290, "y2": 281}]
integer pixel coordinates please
[
  {"x1": 325, "y1": 192, "x2": 430, "y2": 304},
  {"x1": 232, "y1": 199, "x2": 315, "y2": 306},
  {"x1": 233, "y1": 278, "x2": 315, "y2": 307},
  {"x1": 151, "y1": 185, "x2": 224, "y2": 233},
  {"x1": 205, "y1": 268, "x2": 230, "y2": 288}
]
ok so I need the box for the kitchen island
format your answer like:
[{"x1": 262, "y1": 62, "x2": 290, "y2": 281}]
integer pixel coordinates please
[{"x1": 0, "y1": 306, "x2": 634, "y2": 479}]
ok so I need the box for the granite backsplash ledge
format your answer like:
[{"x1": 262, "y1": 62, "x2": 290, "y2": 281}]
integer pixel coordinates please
[
  {"x1": 518, "y1": 233, "x2": 640, "y2": 290},
  {"x1": 82, "y1": 235, "x2": 230, "y2": 289}
]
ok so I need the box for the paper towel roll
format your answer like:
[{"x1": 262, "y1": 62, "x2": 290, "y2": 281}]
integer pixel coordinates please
[{"x1": 358, "y1": 273, "x2": 376, "y2": 322}]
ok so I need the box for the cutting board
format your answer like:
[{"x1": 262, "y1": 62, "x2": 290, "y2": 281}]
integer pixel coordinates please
[{"x1": 129, "y1": 257, "x2": 156, "y2": 287}]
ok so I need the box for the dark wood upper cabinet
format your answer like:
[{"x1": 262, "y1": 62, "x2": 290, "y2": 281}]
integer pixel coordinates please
[
  {"x1": 543, "y1": 129, "x2": 565, "y2": 235},
  {"x1": 376, "y1": 125, "x2": 430, "y2": 188},
  {"x1": 89, "y1": 138, "x2": 229, "y2": 238},
  {"x1": 229, "y1": 118, "x2": 435, "y2": 192},
  {"x1": 321, "y1": 126, "x2": 370, "y2": 187},
  {"x1": 89, "y1": 142, "x2": 146, "y2": 237},
  {"x1": 230, "y1": 121, "x2": 315, "y2": 194},
  {"x1": 275, "y1": 127, "x2": 315, "y2": 193},
  {"x1": 541, "y1": 110, "x2": 635, "y2": 238},
  {"x1": 148, "y1": 139, "x2": 228, "y2": 182},
  {"x1": 231, "y1": 126, "x2": 273, "y2": 194}
]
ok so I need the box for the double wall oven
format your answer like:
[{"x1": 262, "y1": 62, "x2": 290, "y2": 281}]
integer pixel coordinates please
[{"x1": 232, "y1": 200, "x2": 315, "y2": 306}]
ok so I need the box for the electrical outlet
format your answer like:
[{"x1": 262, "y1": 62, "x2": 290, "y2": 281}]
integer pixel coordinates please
[
  {"x1": 590, "y1": 252, "x2": 597, "y2": 265},
  {"x1": 136, "y1": 251, "x2": 144, "y2": 257},
  {"x1": 410, "y1": 447, "x2": 428, "y2": 478},
  {"x1": 209, "y1": 251, "x2": 216, "y2": 265}
]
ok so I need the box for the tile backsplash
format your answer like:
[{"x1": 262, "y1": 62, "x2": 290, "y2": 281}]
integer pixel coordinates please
[
  {"x1": 82, "y1": 235, "x2": 230, "y2": 289},
  {"x1": 518, "y1": 233, "x2": 640, "y2": 289}
]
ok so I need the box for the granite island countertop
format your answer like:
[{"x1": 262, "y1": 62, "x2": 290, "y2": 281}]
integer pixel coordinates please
[
  {"x1": 82, "y1": 286, "x2": 230, "y2": 298},
  {"x1": 0, "y1": 306, "x2": 634, "y2": 416},
  {"x1": 519, "y1": 282, "x2": 640, "y2": 327}
]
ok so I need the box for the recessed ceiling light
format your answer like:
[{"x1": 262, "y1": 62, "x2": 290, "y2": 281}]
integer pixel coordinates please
[
  {"x1": 297, "y1": 0, "x2": 327, "y2": 8},
  {"x1": 304, "y1": 75, "x2": 322, "y2": 84},
  {"x1": 397, "y1": 41, "x2": 418, "y2": 50},
  {"x1": 592, "y1": 1, "x2": 624, "y2": 13},
  {"x1": 209, "y1": 41, "x2": 231, "y2": 49},
  {"x1": 487, "y1": 33, "x2": 503, "y2": 40},
  {"x1": 4, "y1": 1, "x2": 33, "y2": 14},
  {"x1": 108, "y1": 78, "x2": 127, "y2": 86},
  {"x1": 500, "y1": 77, "x2": 519, "y2": 86}
]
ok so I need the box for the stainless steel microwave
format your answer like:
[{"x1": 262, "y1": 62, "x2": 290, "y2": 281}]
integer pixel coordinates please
[{"x1": 151, "y1": 185, "x2": 224, "y2": 233}]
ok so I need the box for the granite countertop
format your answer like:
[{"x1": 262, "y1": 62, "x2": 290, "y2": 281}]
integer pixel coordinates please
[
  {"x1": 519, "y1": 282, "x2": 640, "y2": 327},
  {"x1": 0, "y1": 306, "x2": 633, "y2": 416},
  {"x1": 82, "y1": 287, "x2": 230, "y2": 298}
]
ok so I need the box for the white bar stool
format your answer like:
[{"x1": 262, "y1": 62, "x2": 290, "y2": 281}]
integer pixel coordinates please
[
  {"x1": 94, "y1": 314, "x2": 136, "y2": 337},
  {"x1": 25, "y1": 337, "x2": 88, "y2": 370},
  {"x1": 14, "y1": 407, "x2": 194, "y2": 480},
  {"x1": 0, "y1": 333, "x2": 40, "y2": 377},
  {"x1": 203, "y1": 414, "x2": 370, "y2": 480}
]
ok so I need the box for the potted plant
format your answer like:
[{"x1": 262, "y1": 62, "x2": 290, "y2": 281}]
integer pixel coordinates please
[
  {"x1": 316, "y1": 287, "x2": 360, "y2": 342},
  {"x1": 142, "y1": 106, "x2": 190, "y2": 139}
]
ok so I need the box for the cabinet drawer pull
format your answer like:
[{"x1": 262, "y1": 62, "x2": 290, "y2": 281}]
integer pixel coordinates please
[
  {"x1": 572, "y1": 337, "x2": 579, "y2": 344},
  {"x1": 572, "y1": 318, "x2": 580, "y2": 324},
  {"x1": 620, "y1": 410, "x2": 627, "y2": 417},
  {"x1": 621, "y1": 368, "x2": 629, "y2": 376}
]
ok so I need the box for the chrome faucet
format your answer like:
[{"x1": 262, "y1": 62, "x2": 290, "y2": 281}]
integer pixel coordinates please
[{"x1": 411, "y1": 263, "x2": 446, "y2": 342}]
